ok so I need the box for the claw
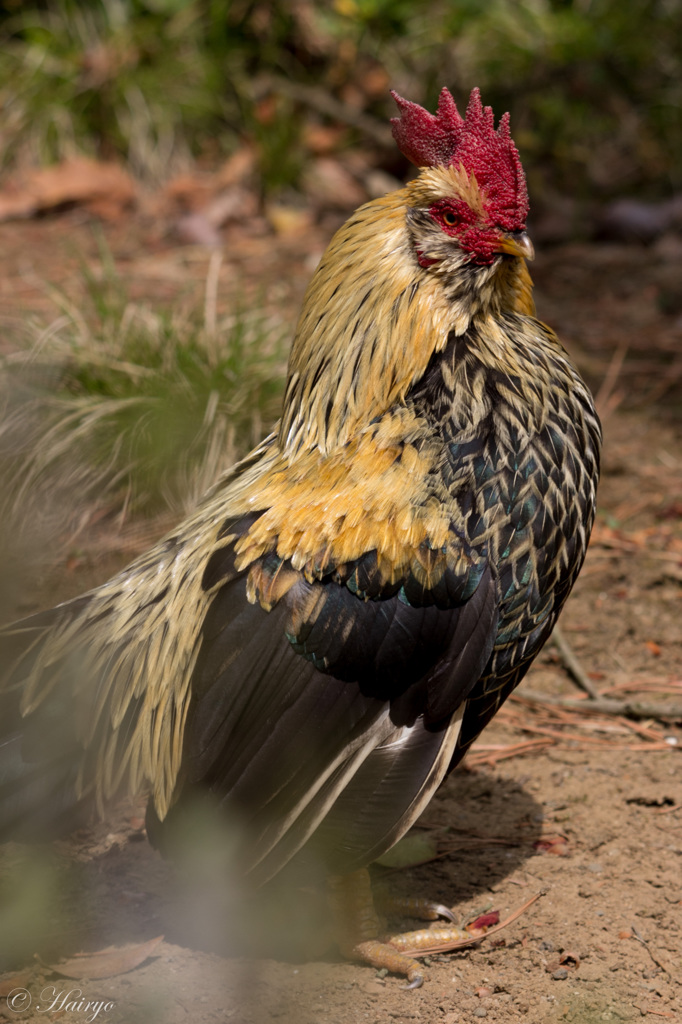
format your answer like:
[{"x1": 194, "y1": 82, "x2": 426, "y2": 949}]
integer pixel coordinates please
[
  {"x1": 375, "y1": 892, "x2": 458, "y2": 923},
  {"x1": 428, "y1": 902, "x2": 457, "y2": 923},
  {"x1": 403, "y1": 972, "x2": 424, "y2": 990}
]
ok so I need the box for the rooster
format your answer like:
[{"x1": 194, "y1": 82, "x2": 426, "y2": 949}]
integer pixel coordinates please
[{"x1": 0, "y1": 88, "x2": 600, "y2": 985}]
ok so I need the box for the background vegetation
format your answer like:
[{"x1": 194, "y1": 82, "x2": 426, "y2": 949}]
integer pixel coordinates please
[{"x1": 0, "y1": 0, "x2": 680, "y2": 197}]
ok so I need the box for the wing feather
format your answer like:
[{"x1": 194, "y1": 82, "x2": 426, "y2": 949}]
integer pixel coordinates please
[{"x1": 164, "y1": 560, "x2": 498, "y2": 880}]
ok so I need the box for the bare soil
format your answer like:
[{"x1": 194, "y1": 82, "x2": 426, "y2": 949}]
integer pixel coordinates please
[{"x1": 0, "y1": 210, "x2": 680, "y2": 1024}]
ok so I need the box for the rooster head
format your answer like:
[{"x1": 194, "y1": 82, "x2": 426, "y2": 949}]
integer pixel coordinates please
[
  {"x1": 391, "y1": 87, "x2": 533, "y2": 267},
  {"x1": 281, "y1": 86, "x2": 536, "y2": 455}
]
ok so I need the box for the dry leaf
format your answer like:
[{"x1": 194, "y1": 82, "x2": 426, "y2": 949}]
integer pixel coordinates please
[
  {"x1": 49, "y1": 935, "x2": 163, "y2": 980},
  {"x1": 0, "y1": 158, "x2": 135, "y2": 222},
  {"x1": 467, "y1": 911, "x2": 500, "y2": 932},
  {"x1": 0, "y1": 970, "x2": 31, "y2": 997},
  {"x1": 533, "y1": 836, "x2": 569, "y2": 855}
]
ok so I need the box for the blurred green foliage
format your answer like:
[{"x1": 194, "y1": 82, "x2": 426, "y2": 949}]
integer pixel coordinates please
[{"x1": 0, "y1": 0, "x2": 680, "y2": 192}]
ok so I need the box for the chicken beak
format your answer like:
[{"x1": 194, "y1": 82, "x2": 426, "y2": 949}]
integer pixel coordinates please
[{"x1": 496, "y1": 231, "x2": 535, "y2": 262}]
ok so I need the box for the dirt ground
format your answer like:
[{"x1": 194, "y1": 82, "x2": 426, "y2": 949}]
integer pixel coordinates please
[{"x1": 0, "y1": 206, "x2": 681, "y2": 1024}]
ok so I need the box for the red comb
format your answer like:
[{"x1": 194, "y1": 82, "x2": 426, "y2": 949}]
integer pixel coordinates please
[{"x1": 390, "y1": 87, "x2": 529, "y2": 230}]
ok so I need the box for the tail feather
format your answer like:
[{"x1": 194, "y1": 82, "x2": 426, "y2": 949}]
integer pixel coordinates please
[{"x1": 0, "y1": 516, "x2": 215, "y2": 839}]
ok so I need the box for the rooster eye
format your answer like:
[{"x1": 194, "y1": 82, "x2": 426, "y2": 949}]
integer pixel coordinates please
[{"x1": 441, "y1": 211, "x2": 457, "y2": 226}]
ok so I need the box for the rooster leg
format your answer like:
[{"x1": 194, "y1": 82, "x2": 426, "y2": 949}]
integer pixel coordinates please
[
  {"x1": 328, "y1": 868, "x2": 466, "y2": 988},
  {"x1": 328, "y1": 868, "x2": 425, "y2": 988}
]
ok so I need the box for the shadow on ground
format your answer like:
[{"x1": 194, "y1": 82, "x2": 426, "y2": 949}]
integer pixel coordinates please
[{"x1": 0, "y1": 768, "x2": 542, "y2": 973}]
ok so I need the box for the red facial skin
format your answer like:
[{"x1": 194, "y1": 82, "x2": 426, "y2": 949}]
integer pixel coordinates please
[{"x1": 428, "y1": 197, "x2": 508, "y2": 267}]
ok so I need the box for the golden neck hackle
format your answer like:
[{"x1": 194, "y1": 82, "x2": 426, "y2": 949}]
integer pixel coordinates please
[
  {"x1": 279, "y1": 166, "x2": 534, "y2": 459},
  {"x1": 279, "y1": 188, "x2": 452, "y2": 457}
]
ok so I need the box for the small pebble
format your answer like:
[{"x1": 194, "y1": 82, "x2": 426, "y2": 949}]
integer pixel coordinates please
[
  {"x1": 552, "y1": 967, "x2": 569, "y2": 981},
  {"x1": 473, "y1": 1009, "x2": 488, "y2": 1018}
]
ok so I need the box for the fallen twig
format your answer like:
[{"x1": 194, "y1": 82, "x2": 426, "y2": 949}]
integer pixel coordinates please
[
  {"x1": 550, "y1": 623, "x2": 601, "y2": 698},
  {"x1": 630, "y1": 924, "x2": 675, "y2": 978},
  {"x1": 465, "y1": 738, "x2": 554, "y2": 767},
  {"x1": 600, "y1": 679, "x2": 682, "y2": 697},
  {"x1": 503, "y1": 721, "x2": 659, "y2": 746},
  {"x1": 513, "y1": 689, "x2": 682, "y2": 723},
  {"x1": 615, "y1": 717, "x2": 668, "y2": 742}
]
